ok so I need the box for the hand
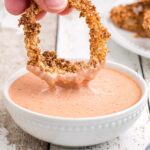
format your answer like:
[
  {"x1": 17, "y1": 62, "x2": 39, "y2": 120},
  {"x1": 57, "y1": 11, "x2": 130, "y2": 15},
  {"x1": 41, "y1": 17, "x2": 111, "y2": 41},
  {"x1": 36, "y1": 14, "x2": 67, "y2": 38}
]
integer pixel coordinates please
[{"x1": 4, "y1": 0, "x2": 72, "y2": 19}]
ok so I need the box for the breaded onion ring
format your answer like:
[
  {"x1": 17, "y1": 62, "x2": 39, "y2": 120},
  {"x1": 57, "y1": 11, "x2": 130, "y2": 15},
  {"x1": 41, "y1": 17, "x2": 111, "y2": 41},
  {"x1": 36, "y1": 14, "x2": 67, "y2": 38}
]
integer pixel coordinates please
[{"x1": 19, "y1": 0, "x2": 110, "y2": 88}]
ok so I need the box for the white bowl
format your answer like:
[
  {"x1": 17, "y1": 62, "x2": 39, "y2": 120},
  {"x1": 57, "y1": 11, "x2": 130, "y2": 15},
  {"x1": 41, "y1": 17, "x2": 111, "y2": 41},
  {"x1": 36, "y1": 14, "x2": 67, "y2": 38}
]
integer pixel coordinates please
[{"x1": 3, "y1": 61, "x2": 148, "y2": 147}]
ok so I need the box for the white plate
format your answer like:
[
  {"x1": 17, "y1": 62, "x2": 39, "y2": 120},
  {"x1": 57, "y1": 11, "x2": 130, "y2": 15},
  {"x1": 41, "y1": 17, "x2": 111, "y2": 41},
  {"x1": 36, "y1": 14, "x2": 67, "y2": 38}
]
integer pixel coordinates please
[{"x1": 104, "y1": 0, "x2": 150, "y2": 58}]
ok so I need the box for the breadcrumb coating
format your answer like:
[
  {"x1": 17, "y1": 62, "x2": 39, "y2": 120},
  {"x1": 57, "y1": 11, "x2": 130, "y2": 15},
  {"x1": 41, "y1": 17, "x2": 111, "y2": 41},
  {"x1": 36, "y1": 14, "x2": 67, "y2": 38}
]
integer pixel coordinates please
[
  {"x1": 19, "y1": 0, "x2": 110, "y2": 74},
  {"x1": 110, "y1": 1, "x2": 150, "y2": 37}
]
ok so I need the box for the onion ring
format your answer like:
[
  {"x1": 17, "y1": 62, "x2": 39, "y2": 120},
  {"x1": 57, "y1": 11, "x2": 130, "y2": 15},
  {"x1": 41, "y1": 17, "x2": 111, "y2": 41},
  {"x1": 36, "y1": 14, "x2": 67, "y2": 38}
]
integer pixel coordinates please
[
  {"x1": 19, "y1": 0, "x2": 110, "y2": 88},
  {"x1": 110, "y1": 1, "x2": 150, "y2": 37}
]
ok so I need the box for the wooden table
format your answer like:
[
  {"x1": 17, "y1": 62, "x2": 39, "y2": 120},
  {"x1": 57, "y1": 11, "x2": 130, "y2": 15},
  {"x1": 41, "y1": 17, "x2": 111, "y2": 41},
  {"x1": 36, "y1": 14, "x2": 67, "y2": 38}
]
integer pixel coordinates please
[{"x1": 0, "y1": 1, "x2": 150, "y2": 149}]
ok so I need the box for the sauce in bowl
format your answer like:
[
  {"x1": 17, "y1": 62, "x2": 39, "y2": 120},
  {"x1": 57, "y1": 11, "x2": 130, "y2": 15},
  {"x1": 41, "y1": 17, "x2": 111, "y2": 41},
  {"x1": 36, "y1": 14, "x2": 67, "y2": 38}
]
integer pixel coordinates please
[{"x1": 9, "y1": 67, "x2": 141, "y2": 118}]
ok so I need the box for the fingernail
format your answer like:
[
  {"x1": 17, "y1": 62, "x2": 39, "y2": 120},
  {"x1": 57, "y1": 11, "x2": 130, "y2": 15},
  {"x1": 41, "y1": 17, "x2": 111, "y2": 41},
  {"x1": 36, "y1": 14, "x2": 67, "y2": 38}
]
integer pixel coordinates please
[{"x1": 44, "y1": 0, "x2": 67, "y2": 10}]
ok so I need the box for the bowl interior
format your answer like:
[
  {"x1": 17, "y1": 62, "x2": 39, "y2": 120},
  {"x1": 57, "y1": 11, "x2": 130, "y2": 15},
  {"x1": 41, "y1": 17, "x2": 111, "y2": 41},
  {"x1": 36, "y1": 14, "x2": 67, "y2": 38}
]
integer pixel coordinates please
[{"x1": 3, "y1": 61, "x2": 148, "y2": 121}]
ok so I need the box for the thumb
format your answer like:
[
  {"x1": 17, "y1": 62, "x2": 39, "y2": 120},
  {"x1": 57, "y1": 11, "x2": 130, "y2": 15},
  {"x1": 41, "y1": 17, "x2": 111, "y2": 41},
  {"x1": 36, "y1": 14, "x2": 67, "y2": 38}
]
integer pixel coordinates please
[{"x1": 34, "y1": 0, "x2": 68, "y2": 13}]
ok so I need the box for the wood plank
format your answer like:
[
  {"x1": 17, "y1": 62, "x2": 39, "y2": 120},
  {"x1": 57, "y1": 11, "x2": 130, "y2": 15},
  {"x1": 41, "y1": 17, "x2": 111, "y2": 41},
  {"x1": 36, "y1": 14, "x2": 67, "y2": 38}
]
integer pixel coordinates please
[
  {"x1": 0, "y1": 14, "x2": 57, "y2": 149},
  {"x1": 141, "y1": 58, "x2": 150, "y2": 96},
  {"x1": 140, "y1": 57, "x2": 150, "y2": 150},
  {"x1": 50, "y1": 10, "x2": 150, "y2": 150}
]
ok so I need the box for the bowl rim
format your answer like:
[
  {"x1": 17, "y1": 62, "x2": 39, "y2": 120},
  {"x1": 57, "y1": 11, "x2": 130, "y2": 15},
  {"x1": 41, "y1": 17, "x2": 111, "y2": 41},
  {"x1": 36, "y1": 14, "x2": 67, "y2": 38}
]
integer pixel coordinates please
[{"x1": 3, "y1": 61, "x2": 148, "y2": 121}]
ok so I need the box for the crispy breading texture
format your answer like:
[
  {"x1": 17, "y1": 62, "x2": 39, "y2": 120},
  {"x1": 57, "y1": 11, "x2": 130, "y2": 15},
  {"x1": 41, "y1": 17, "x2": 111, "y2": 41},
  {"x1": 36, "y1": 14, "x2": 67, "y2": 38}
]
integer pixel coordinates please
[
  {"x1": 19, "y1": 0, "x2": 110, "y2": 74},
  {"x1": 110, "y1": 1, "x2": 150, "y2": 37},
  {"x1": 139, "y1": 0, "x2": 150, "y2": 2},
  {"x1": 143, "y1": 9, "x2": 150, "y2": 36}
]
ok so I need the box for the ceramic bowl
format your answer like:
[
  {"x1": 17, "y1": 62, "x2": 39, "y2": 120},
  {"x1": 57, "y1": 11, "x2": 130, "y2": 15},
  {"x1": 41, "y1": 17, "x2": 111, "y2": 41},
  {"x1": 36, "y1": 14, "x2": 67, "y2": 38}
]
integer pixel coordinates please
[{"x1": 3, "y1": 61, "x2": 148, "y2": 147}]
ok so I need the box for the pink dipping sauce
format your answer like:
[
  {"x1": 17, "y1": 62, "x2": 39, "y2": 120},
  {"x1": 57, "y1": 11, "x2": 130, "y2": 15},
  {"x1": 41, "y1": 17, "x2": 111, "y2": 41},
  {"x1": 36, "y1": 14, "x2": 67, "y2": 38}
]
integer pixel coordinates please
[{"x1": 9, "y1": 67, "x2": 141, "y2": 118}]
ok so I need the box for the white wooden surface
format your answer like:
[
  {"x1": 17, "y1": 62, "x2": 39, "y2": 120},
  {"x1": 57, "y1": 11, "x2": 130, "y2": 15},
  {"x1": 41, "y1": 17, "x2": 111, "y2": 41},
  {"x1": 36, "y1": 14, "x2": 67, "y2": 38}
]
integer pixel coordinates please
[
  {"x1": 50, "y1": 9, "x2": 150, "y2": 150},
  {"x1": 0, "y1": 0, "x2": 150, "y2": 149},
  {"x1": 0, "y1": 14, "x2": 57, "y2": 149}
]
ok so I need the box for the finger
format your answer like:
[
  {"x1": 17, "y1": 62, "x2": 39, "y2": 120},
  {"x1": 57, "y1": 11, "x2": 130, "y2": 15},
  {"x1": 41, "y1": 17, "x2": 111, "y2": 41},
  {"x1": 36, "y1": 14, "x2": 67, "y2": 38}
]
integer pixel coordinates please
[
  {"x1": 34, "y1": 0, "x2": 68, "y2": 13},
  {"x1": 36, "y1": 10, "x2": 47, "y2": 20},
  {"x1": 58, "y1": 7, "x2": 73, "y2": 15},
  {"x1": 4, "y1": 0, "x2": 29, "y2": 15}
]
